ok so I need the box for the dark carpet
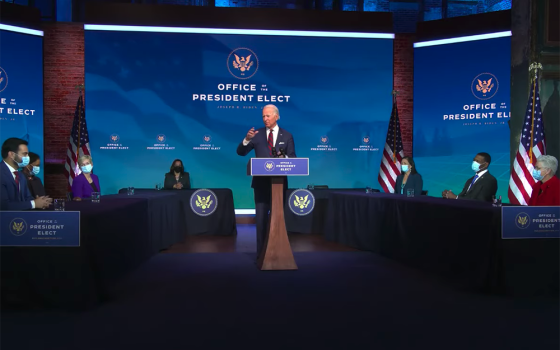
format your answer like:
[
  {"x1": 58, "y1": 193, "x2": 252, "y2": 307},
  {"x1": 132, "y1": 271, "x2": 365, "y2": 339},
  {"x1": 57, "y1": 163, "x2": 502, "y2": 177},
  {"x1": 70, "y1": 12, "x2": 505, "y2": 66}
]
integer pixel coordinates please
[{"x1": 1, "y1": 250, "x2": 558, "y2": 350}]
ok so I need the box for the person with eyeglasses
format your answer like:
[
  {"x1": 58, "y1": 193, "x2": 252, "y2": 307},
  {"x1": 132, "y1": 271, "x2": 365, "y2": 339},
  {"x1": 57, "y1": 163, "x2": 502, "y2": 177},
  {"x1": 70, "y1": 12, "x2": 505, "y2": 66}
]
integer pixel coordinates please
[
  {"x1": 1, "y1": 138, "x2": 52, "y2": 210},
  {"x1": 528, "y1": 155, "x2": 560, "y2": 206}
]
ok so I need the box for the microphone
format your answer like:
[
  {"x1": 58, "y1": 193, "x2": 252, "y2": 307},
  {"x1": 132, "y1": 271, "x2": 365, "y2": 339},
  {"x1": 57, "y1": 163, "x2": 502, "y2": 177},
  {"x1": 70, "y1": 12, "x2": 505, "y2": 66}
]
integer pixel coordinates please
[{"x1": 271, "y1": 147, "x2": 277, "y2": 158}]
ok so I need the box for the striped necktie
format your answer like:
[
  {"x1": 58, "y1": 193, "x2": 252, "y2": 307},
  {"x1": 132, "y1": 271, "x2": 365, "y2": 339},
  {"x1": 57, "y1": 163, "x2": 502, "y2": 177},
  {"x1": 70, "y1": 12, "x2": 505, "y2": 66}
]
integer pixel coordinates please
[{"x1": 267, "y1": 129, "x2": 274, "y2": 156}]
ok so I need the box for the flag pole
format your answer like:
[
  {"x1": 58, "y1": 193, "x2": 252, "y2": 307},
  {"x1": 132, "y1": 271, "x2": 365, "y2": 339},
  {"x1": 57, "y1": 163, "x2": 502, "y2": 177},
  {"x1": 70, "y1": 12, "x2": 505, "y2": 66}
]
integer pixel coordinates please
[
  {"x1": 527, "y1": 63, "x2": 542, "y2": 163},
  {"x1": 392, "y1": 90, "x2": 399, "y2": 163},
  {"x1": 75, "y1": 84, "x2": 84, "y2": 160}
]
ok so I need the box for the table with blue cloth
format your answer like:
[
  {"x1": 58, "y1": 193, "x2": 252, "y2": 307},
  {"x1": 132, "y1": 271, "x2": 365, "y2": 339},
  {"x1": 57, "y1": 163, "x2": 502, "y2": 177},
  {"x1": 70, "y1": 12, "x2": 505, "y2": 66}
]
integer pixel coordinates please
[
  {"x1": 1, "y1": 192, "x2": 186, "y2": 310},
  {"x1": 284, "y1": 188, "x2": 372, "y2": 234},
  {"x1": 117, "y1": 188, "x2": 237, "y2": 236},
  {"x1": 324, "y1": 192, "x2": 559, "y2": 297}
]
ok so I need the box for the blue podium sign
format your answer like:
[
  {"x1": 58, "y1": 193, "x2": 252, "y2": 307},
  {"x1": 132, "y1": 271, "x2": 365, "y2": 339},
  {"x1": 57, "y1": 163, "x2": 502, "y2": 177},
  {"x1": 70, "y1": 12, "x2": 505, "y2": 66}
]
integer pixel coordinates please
[
  {"x1": 502, "y1": 206, "x2": 560, "y2": 239},
  {"x1": 1, "y1": 211, "x2": 80, "y2": 247},
  {"x1": 249, "y1": 158, "x2": 309, "y2": 176}
]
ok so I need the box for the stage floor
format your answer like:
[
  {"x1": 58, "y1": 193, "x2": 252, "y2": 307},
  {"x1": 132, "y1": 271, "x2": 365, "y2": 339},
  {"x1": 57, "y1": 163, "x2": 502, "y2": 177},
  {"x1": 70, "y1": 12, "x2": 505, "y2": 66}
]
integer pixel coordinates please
[
  {"x1": 1, "y1": 226, "x2": 558, "y2": 350},
  {"x1": 162, "y1": 224, "x2": 356, "y2": 254}
]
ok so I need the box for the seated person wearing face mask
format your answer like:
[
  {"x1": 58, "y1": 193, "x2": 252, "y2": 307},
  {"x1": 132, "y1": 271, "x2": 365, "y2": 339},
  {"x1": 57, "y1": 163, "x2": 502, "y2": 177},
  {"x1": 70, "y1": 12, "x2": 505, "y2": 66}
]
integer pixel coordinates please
[
  {"x1": 1, "y1": 138, "x2": 52, "y2": 210},
  {"x1": 394, "y1": 156, "x2": 423, "y2": 195},
  {"x1": 528, "y1": 155, "x2": 560, "y2": 206},
  {"x1": 72, "y1": 155, "x2": 101, "y2": 201},
  {"x1": 20, "y1": 152, "x2": 46, "y2": 198},
  {"x1": 164, "y1": 159, "x2": 191, "y2": 190},
  {"x1": 442, "y1": 152, "x2": 497, "y2": 202}
]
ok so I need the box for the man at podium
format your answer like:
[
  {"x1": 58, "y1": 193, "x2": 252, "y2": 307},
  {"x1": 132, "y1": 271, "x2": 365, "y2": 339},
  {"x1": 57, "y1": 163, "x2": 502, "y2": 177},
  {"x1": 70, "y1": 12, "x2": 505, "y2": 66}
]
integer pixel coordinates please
[{"x1": 237, "y1": 104, "x2": 296, "y2": 259}]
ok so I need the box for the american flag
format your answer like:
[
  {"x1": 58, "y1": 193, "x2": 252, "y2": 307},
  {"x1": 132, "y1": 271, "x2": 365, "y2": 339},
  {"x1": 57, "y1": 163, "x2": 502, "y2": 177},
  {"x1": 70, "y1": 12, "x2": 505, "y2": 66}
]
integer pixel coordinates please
[
  {"x1": 378, "y1": 96, "x2": 404, "y2": 193},
  {"x1": 508, "y1": 74, "x2": 546, "y2": 205},
  {"x1": 64, "y1": 95, "x2": 91, "y2": 191}
]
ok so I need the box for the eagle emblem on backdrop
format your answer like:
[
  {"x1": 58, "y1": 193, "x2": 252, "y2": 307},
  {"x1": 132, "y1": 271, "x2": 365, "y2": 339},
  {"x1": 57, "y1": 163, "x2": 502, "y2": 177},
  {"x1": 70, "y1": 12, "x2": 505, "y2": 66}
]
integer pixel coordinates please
[
  {"x1": 228, "y1": 48, "x2": 259, "y2": 80},
  {"x1": 157, "y1": 134, "x2": 166, "y2": 143},
  {"x1": 471, "y1": 73, "x2": 499, "y2": 100},
  {"x1": 203, "y1": 135, "x2": 211, "y2": 143},
  {"x1": 0, "y1": 67, "x2": 8, "y2": 93},
  {"x1": 320, "y1": 136, "x2": 329, "y2": 144},
  {"x1": 190, "y1": 189, "x2": 218, "y2": 216},
  {"x1": 110, "y1": 134, "x2": 120, "y2": 142},
  {"x1": 362, "y1": 136, "x2": 370, "y2": 144}
]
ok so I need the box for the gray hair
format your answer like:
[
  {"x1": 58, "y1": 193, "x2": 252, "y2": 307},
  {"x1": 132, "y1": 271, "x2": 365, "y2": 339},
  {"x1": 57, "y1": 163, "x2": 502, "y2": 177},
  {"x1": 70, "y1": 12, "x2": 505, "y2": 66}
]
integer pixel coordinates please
[
  {"x1": 78, "y1": 155, "x2": 93, "y2": 166},
  {"x1": 263, "y1": 104, "x2": 280, "y2": 119},
  {"x1": 537, "y1": 155, "x2": 558, "y2": 175}
]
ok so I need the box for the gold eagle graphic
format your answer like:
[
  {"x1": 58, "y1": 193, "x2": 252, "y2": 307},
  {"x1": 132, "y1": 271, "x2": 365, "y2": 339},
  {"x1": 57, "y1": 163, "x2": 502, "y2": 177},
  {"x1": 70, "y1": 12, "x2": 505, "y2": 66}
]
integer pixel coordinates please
[
  {"x1": 517, "y1": 215, "x2": 528, "y2": 226},
  {"x1": 12, "y1": 221, "x2": 24, "y2": 232},
  {"x1": 476, "y1": 78, "x2": 494, "y2": 94},
  {"x1": 233, "y1": 54, "x2": 253, "y2": 73},
  {"x1": 293, "y1": 195, "x2": 310, "y2": 210},
  {"x1": 196, "y1": 195, "x2": 213, "y2": 210},
  {"x1": 266, "y1": 162, "x2": 274, "y2": 170}
]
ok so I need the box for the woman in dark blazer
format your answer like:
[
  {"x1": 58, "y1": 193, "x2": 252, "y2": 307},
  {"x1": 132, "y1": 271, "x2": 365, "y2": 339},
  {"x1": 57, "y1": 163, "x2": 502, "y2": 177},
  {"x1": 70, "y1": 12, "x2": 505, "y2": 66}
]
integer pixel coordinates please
[
  {"x1": 21, "y1": 151, "x2": 46, "y2": 198},
  {"x1": 164, "y1": 159, "x2": 191, "y2": 190},
  {"x1": 394, "y1": 156, "x2": 423, "y2": 195}
]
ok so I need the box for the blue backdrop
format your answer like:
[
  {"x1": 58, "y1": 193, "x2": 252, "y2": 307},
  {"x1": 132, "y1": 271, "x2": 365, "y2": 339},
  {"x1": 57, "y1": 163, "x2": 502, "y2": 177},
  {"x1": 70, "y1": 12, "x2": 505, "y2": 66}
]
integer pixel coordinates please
[
  {"x1": 84, "y1": 29, "x2": 394, "y2": 208},
  {"x1": 413, "y1": 36, "x2": 511, "y2": 201},
  {"x1": 0, "y1": 28, "x2": 43, "y2": 180}
]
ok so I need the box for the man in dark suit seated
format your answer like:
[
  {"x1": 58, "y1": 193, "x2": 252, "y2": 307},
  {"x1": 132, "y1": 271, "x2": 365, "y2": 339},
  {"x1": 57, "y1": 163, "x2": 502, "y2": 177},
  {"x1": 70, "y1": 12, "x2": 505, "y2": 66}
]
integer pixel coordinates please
[
  {"x1": 1, "y1": 138, "x2": 52, "y2": 210},
  {"x1": 442, "y1": 152, "x2": 497, "y2": 202},
  {"x1": 237, "y1": 104, "x2": 296, "y2": 259}
]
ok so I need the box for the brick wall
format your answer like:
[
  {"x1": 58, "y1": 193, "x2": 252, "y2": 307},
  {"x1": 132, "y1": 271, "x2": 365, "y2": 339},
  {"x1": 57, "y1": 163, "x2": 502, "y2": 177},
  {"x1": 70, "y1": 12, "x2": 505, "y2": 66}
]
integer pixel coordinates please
[
  {"x1": 393, "y1": 33, "x2": 414, "y2": 156},
  {"x1": 43, "y1": 22, "x2": 84, "y2": 198}
]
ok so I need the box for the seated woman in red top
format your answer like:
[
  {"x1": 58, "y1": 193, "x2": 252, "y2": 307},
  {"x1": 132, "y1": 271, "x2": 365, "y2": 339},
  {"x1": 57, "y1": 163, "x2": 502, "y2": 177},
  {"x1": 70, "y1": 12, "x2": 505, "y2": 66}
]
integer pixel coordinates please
[{"x1": 528, "y1": 155, "x2": 560, "y2": 206}]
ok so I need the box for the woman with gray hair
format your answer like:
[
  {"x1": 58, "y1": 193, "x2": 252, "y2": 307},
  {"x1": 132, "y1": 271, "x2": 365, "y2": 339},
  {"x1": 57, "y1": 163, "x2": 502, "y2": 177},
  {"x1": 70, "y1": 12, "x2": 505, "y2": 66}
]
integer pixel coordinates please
[
  {"x1": 71, "y1": 155, "x2": 101, "y2": 201},
  {"x1": 528, "y1": 155, "x2": 559, "y2": 206}
]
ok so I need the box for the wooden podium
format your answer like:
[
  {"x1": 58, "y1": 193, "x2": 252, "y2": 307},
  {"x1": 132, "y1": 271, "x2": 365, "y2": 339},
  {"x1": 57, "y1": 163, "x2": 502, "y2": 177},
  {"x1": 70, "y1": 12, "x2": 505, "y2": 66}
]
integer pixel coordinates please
[{"x1": 248, "y1": 158, "x2": 309, "y2": 271}]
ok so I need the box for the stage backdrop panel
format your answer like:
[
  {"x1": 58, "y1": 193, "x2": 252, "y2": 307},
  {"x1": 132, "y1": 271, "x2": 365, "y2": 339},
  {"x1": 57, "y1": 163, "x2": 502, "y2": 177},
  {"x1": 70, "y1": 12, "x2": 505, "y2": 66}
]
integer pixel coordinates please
[
  {"x1": 0, "y1": 25, "x2": 44, "y2": 181},
  {"x1": 413, "y1": 34, "x2": 511, "y2": 201},
  {"x1": 84, "y1": 26, "x2": 393, "y2": 209}
]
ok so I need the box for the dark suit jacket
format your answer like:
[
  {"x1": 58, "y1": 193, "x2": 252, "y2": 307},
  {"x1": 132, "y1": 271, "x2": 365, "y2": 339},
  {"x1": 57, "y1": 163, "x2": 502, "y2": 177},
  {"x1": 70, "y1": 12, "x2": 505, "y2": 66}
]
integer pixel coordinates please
[
  {"x1": 22, "y1": 173, "x2": 46, "y2": 198},
  {"x1": 0, "y1": 160, "x2": 35, "y2": 210},
  {"x1": 395, "y1": 173, "x2": 423, "y2": 195},
  {"x1": 164, "y1": 172, "x2": 191, "y2": 190},
  {"x1": 458, "y1": 171, "x2": 497, "y2": 202},
  {"x1": 237, "y1": 127, "x2": 296, "y2": 189},
  {"x1": 528, "y1": 175, "x2": 560, "y2": 206}
]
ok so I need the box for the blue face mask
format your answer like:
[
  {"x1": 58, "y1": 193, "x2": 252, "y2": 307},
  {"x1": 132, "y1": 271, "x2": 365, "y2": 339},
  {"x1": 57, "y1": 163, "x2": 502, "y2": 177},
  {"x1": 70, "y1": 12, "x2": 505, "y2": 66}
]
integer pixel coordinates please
[
  {"x1": 532, "y1": 169, "x2": 544, "y2": 181},
  {"x1": 401, "y1": 165, "x2": 409, "y2": 172},
  {"x1": 472, "y1": 161, "x2": 481, "y2": 172},
  {"x1": 15, "y1": 154, "x2": 30, "y2": 168},
  {"x1": 32, "y1": 166, "x2": 40, "y2": 175},
  {"x1": 81, "y1": 164, "x2": 93, "y2": 174}
]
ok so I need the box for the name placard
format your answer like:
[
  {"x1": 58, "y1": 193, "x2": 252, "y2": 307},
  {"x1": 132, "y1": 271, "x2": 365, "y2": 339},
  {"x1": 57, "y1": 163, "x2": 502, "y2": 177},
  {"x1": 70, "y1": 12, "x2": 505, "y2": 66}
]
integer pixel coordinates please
[
  {"x1": 249, "y1": 158, "x2": 309, "y2": 176},
  {"x1": 1, "y1": 211, "x2": 80, "y2": 247},
  {"x1": 502, "y1": 206, "x2": 560, "y2": 239}
]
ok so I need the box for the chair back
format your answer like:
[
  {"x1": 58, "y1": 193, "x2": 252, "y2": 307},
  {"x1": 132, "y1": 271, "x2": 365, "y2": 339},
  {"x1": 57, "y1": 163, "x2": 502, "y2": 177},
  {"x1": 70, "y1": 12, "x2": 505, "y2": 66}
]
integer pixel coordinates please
[{"x1": 421, "y1": 190, "x2": 428, "y2": 196}]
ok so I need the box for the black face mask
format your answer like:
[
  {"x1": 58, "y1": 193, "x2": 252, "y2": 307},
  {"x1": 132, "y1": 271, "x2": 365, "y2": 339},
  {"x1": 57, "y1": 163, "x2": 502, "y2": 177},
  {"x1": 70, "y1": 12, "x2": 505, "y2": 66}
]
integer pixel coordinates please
[{"x1": 173, "y1": 166, "x2": 183, "y2": 173}]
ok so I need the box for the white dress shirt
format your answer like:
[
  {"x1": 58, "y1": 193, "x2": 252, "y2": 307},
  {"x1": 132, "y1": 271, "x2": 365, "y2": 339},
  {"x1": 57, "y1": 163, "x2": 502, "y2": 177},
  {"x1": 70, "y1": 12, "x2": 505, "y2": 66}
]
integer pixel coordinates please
[{"x1": 3, "y1": 160, "x2": 35, "y2": 208}]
